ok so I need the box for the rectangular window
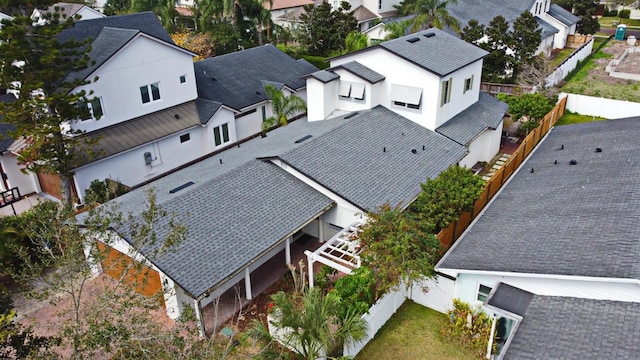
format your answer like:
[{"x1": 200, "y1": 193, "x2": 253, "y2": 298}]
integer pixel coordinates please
[
  {"x1": 391, "y1": 84, "x2": 422, "y2": 110},
  {"x1": 78, "y1": 97, "x2": 104, "y2": 121},
  {"x1": 339, "y1": 81, "x2": 351, "y2": 98},
  {"x1": 464, "y1": 75, "x2": 474, "y2": 93},
  {"x1": 441, "y1": 78, "x2": 452, "y2": 106},
  {"x1": 180, "y1": 133, "x2": 190, "y2": 143},
  {"x1": 477, "y1": 284, "x2": 492, "y2": 302},
  {"x1": 351, "y1": 83, "x2": 365, "y2": 100},
  {"x1": 179, "y1": 75, "x2": 187, "y2": 84},
  {"x1": 378, "y1": 0, "x2": 382, "y2": 9},
  {"x1": 213, "y1": 123, "x2": 230, "y2": 146},
  {"x1": 140, "y1": 82, "x2": 161, "y2": 104}
]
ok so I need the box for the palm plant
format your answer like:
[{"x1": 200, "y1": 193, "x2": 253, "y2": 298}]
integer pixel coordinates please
[
  {"x1": 403, "y1": 0, "x2": 460, "y2": 33},
  {"x1": 262, "y1": 84, "x2": 307, "y2": 133},
  {"x1": 249, "y1": 287, "x2": 368, "y2": 360},
  {"x1": 383, "y1": 18, "x2": 412, "y2": 40}
]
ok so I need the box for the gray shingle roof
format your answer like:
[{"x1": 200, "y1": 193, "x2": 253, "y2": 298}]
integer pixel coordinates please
[
  {"x1": 436, "y1": 92, "x2": 508, "y2": 146},
  {"x1": 195, "y1": 45, "x2": 318, "y2": 111},
  {"x1": 116, "y1": 160, "x2": 335, "y2": 298},
  {"x1": 438, "y1": 117, "x2": 640, "y2": 279},
  {"x1": 278, "y1": 106, "x2": 467, "y2": 211},
  {"x1": 305, "y1": 70, "x2": 340, "y2": 83},
  {"x1": 330, "y1": 61, "x2": 385, "y2": 84},
  {"x1": 0, "y1": 123, "x2": 15, "y2": 152},
  {"x1": 58, "y1": 12, "x2": 173, "y2": 44},
  {"x1": 378, "y1": 29, "x2": 488, "y2": 77},
  {"x1": 195, "y1": 98, "x2": 223, "y2": 125},
  {"x1": 548, "y1": 3, "x2": 580, "y2": 26},
  {"x1": 503, "y1": 295, "x2": 640, "y2": 359},
  {"x1": 76, "y1": 101, "x2": 200, "y2": 167},
  {"x1": 447, "y1": 0, "x2": 536, "y2": 28},
  {"x1": 486, "y1": 283, "x2": 533, "y2": 317},
  {"x1": 535, "y1": 17, "x2": 559, "y2": 38}
]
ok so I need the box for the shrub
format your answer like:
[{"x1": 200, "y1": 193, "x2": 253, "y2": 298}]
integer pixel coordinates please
[
  {"x1": 314, "y1": 264, "x2": 337, "y2": 291},
  {"x1": 330, "y1": 266, "x2": 376, "y2": 318},
  {"x1": 608, "y1": 9, "x2": 618, "y2": 17},
  {"x1": 619, "y1": 9, "x2": 630, "y2": 19},
  {"x1": 442, "y1": 299, "x2": 496, "y2": 359}
]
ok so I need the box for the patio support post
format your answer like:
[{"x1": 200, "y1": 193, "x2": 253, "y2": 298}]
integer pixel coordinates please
[
  {"x1": 193, "y1": 298, "x2": 205, "y2": 337},
  {"x1": 306, "y1": 252, "x2": 315, "y2": 288},
  {"x1": 285, "y1": 236, "x2": 291, "y2": 265},
  {"x1": 318, "y1": 219, "x2": 324, "y2": 242},
  {"x1": 244, "y1": 267, "x2": 253, "y2": 300},
  {"x1": 486, "y1": 315, "x2": 497, "y2": 359}
]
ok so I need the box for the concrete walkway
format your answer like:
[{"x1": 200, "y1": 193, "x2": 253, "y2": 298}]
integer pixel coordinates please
[{"x1": 0, "y1": 193, "x2": 52, "y2": 217}]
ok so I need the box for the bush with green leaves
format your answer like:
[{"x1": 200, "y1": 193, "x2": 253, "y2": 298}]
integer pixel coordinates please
[
  {"x1": 619, "y1": 9, "x2": 630, "y2": 18},
  {"x1": 330, "y1": 266, "x2": 376, "y2": 318},
  {"x1": 442, "y1": 299, "x2": 495, "y2": 358}
]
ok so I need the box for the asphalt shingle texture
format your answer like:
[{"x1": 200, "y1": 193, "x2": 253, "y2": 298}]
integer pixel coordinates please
[
  {"x1": 503, "y1": 296, "x2": 640, "y2": 359},
  {"x1": 486, "y1": 283, "x2": 534, "y2": 317},
  {"x1": 331, "y1": 61, "x2": 385, "y2": 84},
  {"x1": 436, "y1": 92, "x2": 508, "y2": 145},
  {"x1": 379, "y1": 29, "x2": 488, "y2": 77},
  {"x1": 548, "y1": 3, "x2": 580, "y2": 26},
  {"x1": 438, "y1": 117, "x2": 640, "y2": 279},
  {"x1": 279, "y1": 106, "x2": 467, "y2": 211},
  {"x1": 306, "y1": 70, "x2": 340, "y2": 83},
  {"x1": 195, "y1": 45, "x2": 318, "y2": 110}
]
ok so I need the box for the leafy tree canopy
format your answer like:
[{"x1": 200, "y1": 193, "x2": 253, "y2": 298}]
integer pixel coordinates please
[
  {"x1": 298, "y1": 1, "x2": 358, "y2": 56},
  {"x1": 496, "y1": 92, "x2": 556, "y2": 122}
]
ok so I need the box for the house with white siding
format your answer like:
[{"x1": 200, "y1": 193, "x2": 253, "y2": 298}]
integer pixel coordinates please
[
  {"x1": 305, "y1": 28, "x2": 508, "y2": 168},
  {"x1": 32, "y1": 2, "x2": 105, "y2": 24},
  {"x1": 435, "y1": 117, "x2": 640, "y2": 358}
]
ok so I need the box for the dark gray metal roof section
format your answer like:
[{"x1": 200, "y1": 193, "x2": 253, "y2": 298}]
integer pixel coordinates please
[
  {"x1": 436, "y1": 92, "x2": 508, "y2": 146},
  {"x1": 279, "y1": 106, "x2": 467, "y2": 211},
  {"x1": 195, "y1": 98, "x2": 223, "y2": 125},
  {"x1": 305, "y1": 70, "x2": 340, "y2": 83},
  {"x1": 77, "y1": 101, "x2": 200, "y2": 166},
  {"x1": 535, "y1": 17, "x2": 559, "y2": 38},
  {"x1": 486, "y1": 282, "x2": 533, "y2": 317},
  {"x1": 194, "y1": 45, "x2": 319, "y2": 111},
  {"x1": 378, "y1": 29, "x2": 488, "y2": 77},
  {"x1": 330, "y1": 61, "x2": 385, "y2": 84},
  {"x1": 503, "y1": 296, "x2": 640, "y2": 359},
  {"x1": 548, "y1": 4, "x2": 580, "y2": 26},
  {"x1": 115, "y1": 160, "x2": 335, "y2": 298},
  {"x1": 438, "y1": 117, "x2": 640, "y2": 279},
  {"x1": 58, "y1": 11, "x2": 173, "y2": 44}
]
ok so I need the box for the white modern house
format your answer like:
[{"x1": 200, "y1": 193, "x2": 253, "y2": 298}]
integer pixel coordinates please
[
  {"x1": 264, "y1": 0, "x2": 314, "y2": 29},
  {"x1": 305, "y1": 28, "x2": 508, "y2": 168},
  {"x1": 434, "y1": 116, "x2": 640, "y2": 358},
  {"x1": 334, "y1": 0, "x2": 400, "y2": 31},
  {"x1": 32, "y1": 2, "x2": 105, "y2": 24}
]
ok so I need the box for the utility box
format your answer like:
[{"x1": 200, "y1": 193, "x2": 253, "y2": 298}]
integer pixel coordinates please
[
  {"x1": 615, "y1": 24, "x2": 627, "y2": 40},
  {"x1": 628, "y1": 35, "x2": 637, "y2": 46}
]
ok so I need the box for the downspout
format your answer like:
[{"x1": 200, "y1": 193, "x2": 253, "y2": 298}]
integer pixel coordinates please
[
  {"x1": 486, "y1": 315, "x2": 497, "y2": 359},
  {"x1": 194, "y1": 298, "x2": 205, "y2": 337}
]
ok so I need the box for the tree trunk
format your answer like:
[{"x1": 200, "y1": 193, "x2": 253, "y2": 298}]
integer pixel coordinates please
[{"x1": 60, "y1": 173, "x2": 73, "y2": 205}]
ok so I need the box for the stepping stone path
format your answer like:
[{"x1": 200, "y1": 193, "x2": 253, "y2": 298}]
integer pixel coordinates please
[{"x1": 482, "y1": 153, "x2": 510, "y2": 181}]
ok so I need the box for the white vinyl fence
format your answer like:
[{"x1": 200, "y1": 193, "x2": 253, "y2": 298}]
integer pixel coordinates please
[
  {"x1": 546, "y1": 37, "x2": 594, "y2": 88},
  {"x1": 561, "y1": 93, "x2": 640, "y2": 119}
]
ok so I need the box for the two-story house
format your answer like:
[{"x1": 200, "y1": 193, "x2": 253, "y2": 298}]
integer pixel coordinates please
[
  {"x1": 305, "y1": 28, "x2": 508, "y2": 168},
  {"x1": 32, "y1": 2, "x2": 105, "y2": 24}
]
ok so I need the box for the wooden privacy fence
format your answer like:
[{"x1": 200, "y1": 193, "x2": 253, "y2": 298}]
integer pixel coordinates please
[{"x1": 437, "y1": 96, "x2": 567, "y2": 248}]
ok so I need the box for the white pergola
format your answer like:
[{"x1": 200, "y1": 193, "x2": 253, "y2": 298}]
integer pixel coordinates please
[{"x1": 305, "y1": 222, "x2": 364, "y2": 288}]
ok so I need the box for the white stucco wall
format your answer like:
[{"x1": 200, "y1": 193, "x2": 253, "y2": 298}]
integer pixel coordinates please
[
  {"x1": 452, "y1": 273, "x2": 640, "y2": 306},
  {"x1": 306, "y1": 77, "x2": 339, "y2": 122},
  {"x1": 458, "y1": 121, "x2": 503, "y2": 168},
  {"x1": 70, "y1": 36, "x2": 197, "y2": 133},
  {"x1": 0, "y1": 154, "x2": 40, "y2": 194},
  {"x1": 234, "y1": 102, "x2": 273, "y2": 140}
]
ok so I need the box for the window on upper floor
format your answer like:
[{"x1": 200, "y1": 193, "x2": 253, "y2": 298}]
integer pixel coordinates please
[
  {"x1": 179, "y1": 75, "x2": 187, "y2": 84},
  {"x1": 464, "y1": 75, "x2": 474, "y2": 93},
  {"x1": 379, "y1": 0, "x2": 382, "y2": 9},
  {"x1": 213, "y1": 123, "x2": 230, "y2": 146},
  {"x1": 441, "y1": 77, "x2": 452, "y2": 106},
  {"x1": 140, "y1": 82, "x2": 161, "y2": 104},
  {"x1": 78, "y1": 97, "x2": 104, "y2": 121},
  {"x1": 477, "y1": 284, "x2": 492, "y2": 302},
  {"x1": 339, "y1": 81, "x2": 366, "y2": 101},
  {"x1": 390, "y1": 84, "x2": 422, "y2": 110},
  {"x1": 180, "y1": 133, "x2": 190, "y2": 143}
]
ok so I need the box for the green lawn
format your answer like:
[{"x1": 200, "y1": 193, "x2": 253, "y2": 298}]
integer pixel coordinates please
[
  {"x1": 551, "y1": 48, "x2": 574, "y2": 67},
  {"x1": 598, "y1": 16, "x2": 640, "y2": 28},
  {"x1": 355, "y1": 301, "x2": 473, "y2": 360},
  {"x1": 556, "y1": 112, "x2": 607, "y2": 126}
]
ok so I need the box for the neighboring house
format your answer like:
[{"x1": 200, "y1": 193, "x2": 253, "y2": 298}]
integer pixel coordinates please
[
  {"x1": 194, "y1": 44, "x2": 317, "y2": 141},
  {"x1": 83, "y1": 104, "x2": 466, "y2": 332},
  {"x1": 435, "y1": 117, "x2": 640, "y2": 357},
  {"x1": 265, "y1": 0, "x2": 314, "y2": 28},
  {"x1": 0, "y1": 94, "x2": 41, "y2": 196},
  {"x1": 0, "y1": 11, "x2": 12, "y2": 25},
  {"x1": 305, "y1": 28, "x2": 507, "y2": 168},
  {"x1": 446, "y1": 0, "x2": 580, "y2": 54},
  {"x1": 331, "y1": 0, "x2": 400, "y2": 31},
  {"x1": 32, "y1": 2, "x2": 105, "y2": 24}
]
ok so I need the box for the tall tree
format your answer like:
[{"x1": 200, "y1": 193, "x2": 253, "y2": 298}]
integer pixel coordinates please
[
  {"x1": 0, "y1": 4, "x2": 100, "y2": 204},
  {"x1": 344, "y1": 31, "x2": 369, "y2": 53},
  {"x1": 383, "y1": 18, "x2": 412, "y2": 40},
  {"x1": 511, "y1": 11, "x2": 542, "y2": 73},
  {"x1": 396, "y1": 0, "x2": 460, "y2": 33},
  {"x1": 103, "y1": 0, "x2": 131, "y2": 15},
  {"x1": 482, "y1": 15, "x2": 512, "y2": 82},
  {"x1": 262, "y1": 84, "x2": 307, "y2": 132},
  {"x1": 299, "y1": 1, "x2": 357, "y2": 56},
  {"x1": 573, "y1": 0, "x2": 600, "y2": 34}
]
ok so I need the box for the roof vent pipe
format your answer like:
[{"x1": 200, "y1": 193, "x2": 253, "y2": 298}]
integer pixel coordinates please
[
  {"x1": 424, "y1": 33, "x2": 435, "y2": 38},
  {"x1": 411, "y1": 149, "x2": 417, "y2": 154},
  {"x1": 569, "y1": 159, "x2": 577, "y2": 165},
  {"x1": 595, "y1": 147, "x2": 602, "y2": 153}
]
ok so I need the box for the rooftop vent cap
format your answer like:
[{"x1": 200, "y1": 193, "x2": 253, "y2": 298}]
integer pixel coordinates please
[
  {"x1": 569, "y1": 159, "x2": 577, "y2": 165},
  {"x1": 174, "y1": 114, "x2": 180, "y2": 119},
  {"x1": 169, "y1": 181, "x2": 195, "y2": 194},
  {"x1": 424, "y1": 33, "x2": 435, "y2": 38},
  {"x1": 595, "y1": 147, "x2": 602, "y2": 153},
  {"x1": 411, "y1": 149, "x2": 417, "y2": 154},
  {"x1": 295, "y1": 135, "x2": 313, "y2": 143},
  {"x1": 407, "y1": 37, "x2": 420, "y2": 43}
]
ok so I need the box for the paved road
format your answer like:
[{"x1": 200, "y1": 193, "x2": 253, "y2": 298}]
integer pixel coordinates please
[{"x1": 599, "y1": 27, "x2": 640, "y2": 39}]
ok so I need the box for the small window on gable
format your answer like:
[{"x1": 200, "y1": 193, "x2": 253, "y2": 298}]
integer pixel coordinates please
[
  {"x1": 339, "y1": 81, "x2": 351, "y2": 98},
  {"x1": 179, "y1": 75, "x2": 187, "y2": 84},
  {"x1": 477, "y1": 284, "x2": 492, "y2": 302},
  {"x1": 213, "y1": 123, "x2": 230, "y2": 147},
  {"x1": 464, "y1": 75, "x2": 474, "y2": 93},
  {"x1": 140, "y1": 82, "x2": 161, "y2": 104},
  {"x1": 391, "y1": 84, "x2": 422, "y2": 110},
  {"x1": 180, "y1": 133, "x2": 190, "y2": 143}
]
